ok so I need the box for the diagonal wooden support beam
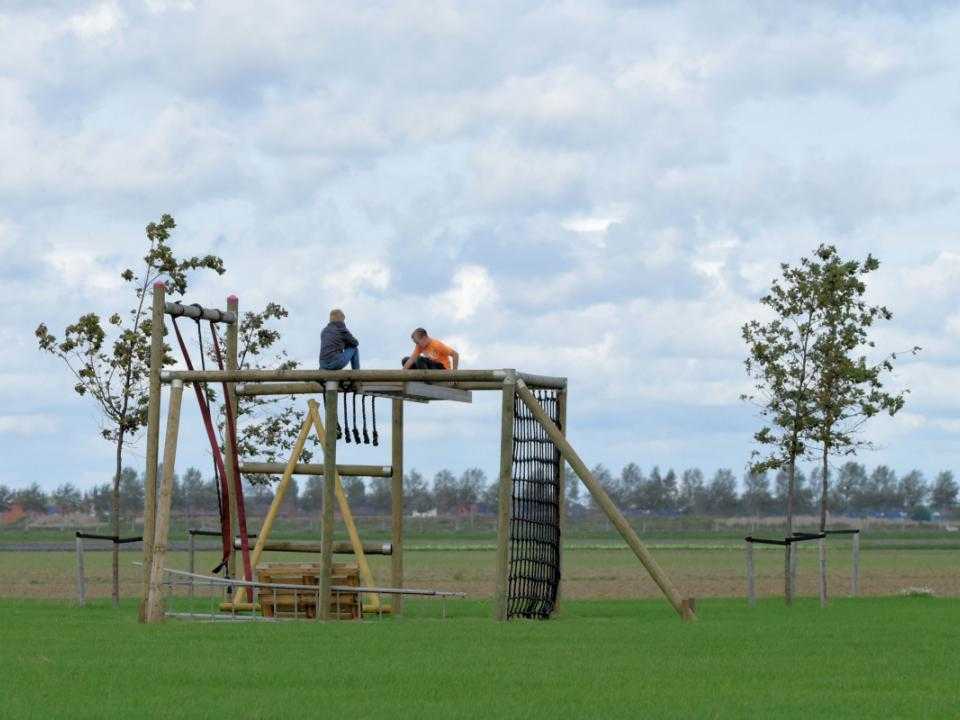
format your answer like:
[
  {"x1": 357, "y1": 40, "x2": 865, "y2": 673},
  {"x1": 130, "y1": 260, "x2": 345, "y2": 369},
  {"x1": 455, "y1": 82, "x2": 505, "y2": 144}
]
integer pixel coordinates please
[{"x1": 514, "y1": 379, "x2": 696, "y2": 622}]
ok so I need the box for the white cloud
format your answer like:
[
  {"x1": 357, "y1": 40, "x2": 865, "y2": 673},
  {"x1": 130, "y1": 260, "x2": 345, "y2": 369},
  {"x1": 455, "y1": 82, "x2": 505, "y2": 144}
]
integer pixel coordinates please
[
  {"x1": 431, "y1": 265, "x2": 498, "y2": 322},
  {"x1": 67, "y1": 2, "x2": 123, "y2": 41},
  {"x1": 0, "y1": 414, "x2": 58, "y2": 436}
]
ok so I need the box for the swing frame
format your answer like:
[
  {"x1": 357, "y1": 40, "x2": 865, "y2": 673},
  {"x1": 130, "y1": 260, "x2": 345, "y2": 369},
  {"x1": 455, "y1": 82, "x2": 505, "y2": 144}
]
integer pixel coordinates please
[{"x1": 142, "y1": 284, "x2": 696, "y2": 623}]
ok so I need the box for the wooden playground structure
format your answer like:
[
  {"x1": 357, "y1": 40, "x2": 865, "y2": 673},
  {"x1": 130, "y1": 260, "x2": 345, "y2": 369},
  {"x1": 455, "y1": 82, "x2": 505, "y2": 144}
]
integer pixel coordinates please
[{"x1": 141, "y1": 284, "x2": 696, "y2": 622}]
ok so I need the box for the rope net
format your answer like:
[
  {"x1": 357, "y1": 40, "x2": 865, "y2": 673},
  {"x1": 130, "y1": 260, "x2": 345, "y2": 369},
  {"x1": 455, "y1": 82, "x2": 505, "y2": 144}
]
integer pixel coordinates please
[{"x1": 507, "y1": 389, "x2": 561, "y2": 619}]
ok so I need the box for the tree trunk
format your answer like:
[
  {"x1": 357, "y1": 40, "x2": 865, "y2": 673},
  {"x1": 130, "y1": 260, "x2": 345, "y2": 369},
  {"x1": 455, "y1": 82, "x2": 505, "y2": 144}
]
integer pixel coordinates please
[
  {"x1": 112, "y1": 431, "x2": 123, "y2": 608},
  {"x1": 786, "y1": 453, "x2": 796, "y2": 536},
  {"x1": 820, "y1": 442, "x2": 829, "y2": 533}
]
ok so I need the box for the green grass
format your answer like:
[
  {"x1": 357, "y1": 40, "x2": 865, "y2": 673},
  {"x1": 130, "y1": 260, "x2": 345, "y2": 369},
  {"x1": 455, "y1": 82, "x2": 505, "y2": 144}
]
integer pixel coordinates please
[{"x1": 1, "y1": 596, "x2": 956, "y2": 719}]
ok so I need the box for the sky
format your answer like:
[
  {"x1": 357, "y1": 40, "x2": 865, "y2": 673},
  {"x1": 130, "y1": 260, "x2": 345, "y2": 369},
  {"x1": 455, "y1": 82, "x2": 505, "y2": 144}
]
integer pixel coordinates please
[{"x1": 2, "y1": 1, "x2": 960, "y2": 493}]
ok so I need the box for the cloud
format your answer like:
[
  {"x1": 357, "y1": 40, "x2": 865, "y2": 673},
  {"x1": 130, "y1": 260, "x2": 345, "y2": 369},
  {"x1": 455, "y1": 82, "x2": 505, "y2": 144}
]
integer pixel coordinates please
[{"x1": 0, "y1": 414, "x2": 59, "y2": 436}]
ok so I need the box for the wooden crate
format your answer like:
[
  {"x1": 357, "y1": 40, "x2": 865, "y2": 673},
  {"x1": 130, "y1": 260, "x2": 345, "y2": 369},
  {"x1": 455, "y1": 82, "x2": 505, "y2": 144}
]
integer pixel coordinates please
[{"x1": 257, "y1": 562, "x2": 361, "y2": 620}]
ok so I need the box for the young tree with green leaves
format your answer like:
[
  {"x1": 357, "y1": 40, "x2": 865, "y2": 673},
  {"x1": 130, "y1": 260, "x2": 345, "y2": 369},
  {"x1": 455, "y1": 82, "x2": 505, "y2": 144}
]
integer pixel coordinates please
[
  {"x1": 742, "y1": 255, "x2": 823, "y2": 535},
  {"x1": 807, "y1": 245, "x2": 912, "y2": 531},
  {"x1": 35, "y1": 214, "x2": 224, "y2": 606}
]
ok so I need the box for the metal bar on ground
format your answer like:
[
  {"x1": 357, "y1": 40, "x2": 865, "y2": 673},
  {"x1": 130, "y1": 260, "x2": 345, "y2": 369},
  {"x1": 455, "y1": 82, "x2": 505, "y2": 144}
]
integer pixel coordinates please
[
  {"x1": 164, "y1": 301, "x2": 236, "y2": 324},
  {"x1": 239, "y1": 462, "x2": 392, "y2": 477},
  {"x1": 514, "y1": 379, "x2": 694, "y2": 622},
  {"x1": 232, "y1": 539, "x2": 392, "y2": 555}
]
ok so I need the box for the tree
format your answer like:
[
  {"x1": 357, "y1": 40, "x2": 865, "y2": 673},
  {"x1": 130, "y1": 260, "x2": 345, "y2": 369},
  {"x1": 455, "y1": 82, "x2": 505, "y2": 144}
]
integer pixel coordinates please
[
  {"x1": 833, "y1": 462, "x2": 867, "y2": 515},
  {"x1": 865, "y1": 465, "x2": 898, "y2": 513},
  {"x1": 35, "y1": 214, "x2": 224, "y2": 606},
  {"x1": 300, "y1": 476, "x2": 323, "y2": 513},
  {"x1": 705, "y1": 469, "x2": 738, "y2": 516},
  {"x1": 679, "y1": 468, "x2": 706, "y2": 515},
  {"x1": 807, "y1": 246, "x2": 912, "y2": 531},
  {"x1": 591, "y1": 464, "x2": 623, "y2": 507},
  {"x1": 741, "y1": 471, "x2": 773, "y2": 517},
  {"x1": 87, "y1": 483, "x2": 113, "y2": 520},
  {"x1": 742, "y1": 254, "x2": 823, "y2": 535},
  {"x1": 51, "y1": 483, "x2": 83, "y2": 514},
  {"x1": 433, "y1": 470, "x2": 458, "y2": 513},
  {"x1": 620, "y1": 463, "x2": 645, "y2": 510},
  {"x1": 367, "y1": 476, "x2": 392, "y2": 513},
  {"x1": 180, "y1": 467, "x2": 207, "y2": 517},
  {"x1": 119, "y1": 467, "x2": 144, "y2": 524},
  {"x1": 341, "y1": 476, "x2": 364, "y2": 509},
  {"x1": 13, "y1": 483, "x2": 48, "y2": 513},
  {"x1": 405, "y1": 470, "x2": 434, "y2": 513},
  {"x1": 457, "y1": 468, "x2": 486, "y2": 509},
  {"x1": 0, "y1": 485, "x2": 12, "y2": 512},
  {"x1": 898, "y1": 470, "x2": 928, "y2": 514},
  {"x1": 931, "y1": 471, "x2": 958, "y2": 515}
]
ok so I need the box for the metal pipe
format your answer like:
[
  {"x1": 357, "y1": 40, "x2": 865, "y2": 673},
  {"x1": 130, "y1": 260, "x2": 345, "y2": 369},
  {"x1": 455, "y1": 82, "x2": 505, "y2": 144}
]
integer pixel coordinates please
[{"x1": 232, "y1": 539, "x2": 393, "y2": 555}]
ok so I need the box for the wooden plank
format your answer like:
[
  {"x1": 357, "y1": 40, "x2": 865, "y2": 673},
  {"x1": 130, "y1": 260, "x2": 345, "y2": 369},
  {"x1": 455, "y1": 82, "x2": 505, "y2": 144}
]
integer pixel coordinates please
[
  {"x1": 555, "y1": 386, "x2": 567, "y2": 614},
  {"x1": 146, "y1": 380, "x2": 183, "y2": 622},
  {"x1": 514, "y1": 379, "x2": 695, "y2": 622},
  {"x1": 494, "y1": 376, "x2": 516, "y2": 621},
  {"x1": 162, "y1": 369, "x2": 507, "y2": 383},
  {"x1": 391, "y1": 398, "x2": 404, "y2": 616},
  {"x1": 404, "y1": 382, "x2": 472, "y2": 402},
  {"x1": 223, "y1": 295, "x2": 240, "y2": 581}
]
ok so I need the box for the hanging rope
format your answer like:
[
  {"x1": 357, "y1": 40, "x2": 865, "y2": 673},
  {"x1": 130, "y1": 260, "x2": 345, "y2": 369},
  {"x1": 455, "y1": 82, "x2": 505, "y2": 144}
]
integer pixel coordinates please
[
  {"x1": 171, "y1": 317, "x2": 232, "y2": 571},
  {"x1": 209, "y1": 320, "x2": 254, "y2": 601},
  {"x1": 361, "y1": 395, "x2": 370, "y2": 445},
  {"x1": 371, "y1": 396, "x2": 379, "y2": 446},
  {"x1": 343, "y1": 389, "x2": 351, "y2": 444},
  {"x1": 351, "y1": 392, "x2": 361, "y2": 444}
]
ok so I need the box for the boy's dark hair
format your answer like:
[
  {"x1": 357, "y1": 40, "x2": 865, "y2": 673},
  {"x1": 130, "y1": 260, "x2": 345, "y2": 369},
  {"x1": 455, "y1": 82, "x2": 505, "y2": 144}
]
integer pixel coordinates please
[{"x1": 411, "y1": 327, "x2": 428, "y2": 340}]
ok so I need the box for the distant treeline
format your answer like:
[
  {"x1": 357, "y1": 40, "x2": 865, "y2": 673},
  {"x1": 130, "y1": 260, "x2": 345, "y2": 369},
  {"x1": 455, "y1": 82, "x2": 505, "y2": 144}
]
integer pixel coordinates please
[{"x1": 3, "y1": 461, "x2": 958, "y2": 522}]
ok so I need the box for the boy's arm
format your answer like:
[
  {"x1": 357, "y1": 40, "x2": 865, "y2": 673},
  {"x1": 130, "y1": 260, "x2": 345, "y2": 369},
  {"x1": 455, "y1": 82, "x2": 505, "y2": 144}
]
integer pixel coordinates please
[
  {"x1": 343, "y1": 327, "x2": 359, "y2": 348},
  {"x1": 403, "y1": 345, "x2": 421, "y2": 369}
]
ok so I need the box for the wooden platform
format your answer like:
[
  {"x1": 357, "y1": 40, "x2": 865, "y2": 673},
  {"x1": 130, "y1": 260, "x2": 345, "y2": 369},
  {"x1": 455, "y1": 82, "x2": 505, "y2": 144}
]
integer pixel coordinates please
[
  {"x1": 358, "y1": 381, "x2": 472, "y2": 404},
  {"x1": 256, "y1": 562, "x2": 361, "y2": 620}
]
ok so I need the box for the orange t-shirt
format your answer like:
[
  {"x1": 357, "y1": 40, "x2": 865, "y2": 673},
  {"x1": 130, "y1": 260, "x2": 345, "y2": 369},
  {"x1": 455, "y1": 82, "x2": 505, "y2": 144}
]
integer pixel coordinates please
[{"x1": 411, "y1": 339, "x2": 455, "y2": 369}]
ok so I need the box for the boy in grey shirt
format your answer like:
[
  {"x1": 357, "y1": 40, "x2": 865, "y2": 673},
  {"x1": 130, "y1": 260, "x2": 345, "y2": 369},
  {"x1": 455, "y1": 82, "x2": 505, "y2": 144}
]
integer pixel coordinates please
[{"x1": 319, "y1": 308, "x2": 360, "y2": 370}]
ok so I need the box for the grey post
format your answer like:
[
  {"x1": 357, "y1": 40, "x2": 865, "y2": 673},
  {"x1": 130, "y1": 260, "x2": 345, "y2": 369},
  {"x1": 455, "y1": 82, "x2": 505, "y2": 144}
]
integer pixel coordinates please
[
  {"x1": 75, "y1": 535, "x2": 86, "y2": 607},
  {"x1": 494, "y1": 373, "x2": 516, "y2": 621},
  {"x1": 851, "y1": 531, "x2": 860, "y2": 596},
  {"x1": 746, "y1": 540, "x2": 756, "y2": 608},
  {"x1": 319, "y1": 381, "x2": 338, "y2": 620}
]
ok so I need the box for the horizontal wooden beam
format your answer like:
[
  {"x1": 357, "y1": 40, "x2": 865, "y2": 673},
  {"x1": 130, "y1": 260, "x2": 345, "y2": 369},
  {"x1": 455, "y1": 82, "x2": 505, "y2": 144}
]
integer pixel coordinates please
[
  {"x1": 162, "y1": 369, "x2": 508, "y2": 383},
  {"x1": 240, "y1": 462, "x2": 392, "y2": 477},
  {"x1": 232, "y1": 539, "x2": 392, "y2": 555},
  {"x1": 359, "y1": 381, "x2": 472, "y2": 403},
  {"x1": 164, "y1": 301, "x2": 236, "y2": 324},
  {"x1": 237, "y1": 380, "x2": 504, "y2": 397}
]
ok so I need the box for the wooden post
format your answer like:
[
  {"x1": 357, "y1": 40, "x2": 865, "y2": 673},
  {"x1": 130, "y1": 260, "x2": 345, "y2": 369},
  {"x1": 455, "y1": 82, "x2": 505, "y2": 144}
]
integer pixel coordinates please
[
  {"x1": 494, "y1": 374, "x2": 516, "y2": 621},
  {"x1": 391, "y1": 398, "x2": 404, "y2": 615},
  {"x1": 223, "y1": 295, "x2": 240, "y2": 580},
  {"x1": 784, "y1": 542, "x2": 793, "y2": 606},
  {"x1": 146, "y1": 380, "x2": 184, "y2": 622},
  {"x1": 514, "y1": 380, "x2": 694, "y2": 621},
  {"x1": 319, "y1": 382, "x2": 338, "y2": 620},
  {"x1": 746, "y1": 540, "x2": 755, "y2": 608},
  {"x1": 188, "y1": 531, "x2": 195, "y2": 603},
  {"x1": 75, "y1": 535, "x2": 86, "y2": 607},
  {"x1": 851, "y1": 531, "x2": 860, "y2": 596},
  {"x1": 818, "y1": 537, "x2": 827, "y2": 608},
  {"x1": 555, "y1": 385, "x2": 567, "y2": 614},
  {"x1": 142, "y1": 281, "x2": 165, "y2": 612}
]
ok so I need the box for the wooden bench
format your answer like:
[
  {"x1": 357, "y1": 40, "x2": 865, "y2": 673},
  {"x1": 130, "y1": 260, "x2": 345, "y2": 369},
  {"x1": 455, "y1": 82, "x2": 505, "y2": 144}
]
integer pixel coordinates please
[{"x1": 257, "y1": 562, "x2": 361, "y2": 620}]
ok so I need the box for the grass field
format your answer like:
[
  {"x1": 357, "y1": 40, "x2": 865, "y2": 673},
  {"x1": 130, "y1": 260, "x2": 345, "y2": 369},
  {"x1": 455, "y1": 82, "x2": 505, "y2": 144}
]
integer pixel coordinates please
[{"x1": 1, "y1": 596, "x2": 957, "y2": 719}]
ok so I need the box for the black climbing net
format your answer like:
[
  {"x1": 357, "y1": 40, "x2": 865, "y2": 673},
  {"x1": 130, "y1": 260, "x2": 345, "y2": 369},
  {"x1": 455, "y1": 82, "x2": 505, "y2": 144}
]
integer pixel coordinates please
[{"x1": 507, "y1": 389, "x2": 561, "y2": 619}]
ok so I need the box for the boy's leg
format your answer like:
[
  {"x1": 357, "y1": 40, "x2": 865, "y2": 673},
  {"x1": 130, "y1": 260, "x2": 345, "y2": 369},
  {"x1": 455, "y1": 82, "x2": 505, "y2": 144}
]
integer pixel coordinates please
[{"x1": 344, "y1": 347, "x2": 360, "y2": 369}]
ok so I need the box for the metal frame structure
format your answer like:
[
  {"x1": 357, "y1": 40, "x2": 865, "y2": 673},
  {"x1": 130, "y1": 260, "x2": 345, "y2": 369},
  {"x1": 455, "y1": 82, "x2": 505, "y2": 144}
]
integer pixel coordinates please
[{"x1": 142, "y1": 285, "x2": 696, "y2": 623}]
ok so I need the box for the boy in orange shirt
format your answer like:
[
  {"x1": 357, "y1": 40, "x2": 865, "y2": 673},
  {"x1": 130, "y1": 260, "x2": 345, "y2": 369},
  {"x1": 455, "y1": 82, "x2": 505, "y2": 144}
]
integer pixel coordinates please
[{"x1": 402, "y1": 328, "x2": 459, "y2": 370}]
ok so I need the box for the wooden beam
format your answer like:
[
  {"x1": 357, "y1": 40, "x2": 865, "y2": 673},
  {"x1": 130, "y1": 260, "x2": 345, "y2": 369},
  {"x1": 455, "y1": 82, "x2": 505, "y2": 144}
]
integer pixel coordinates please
[
  {"x1": 555, "y1": 385, "x2": 567, "y2": 614},
  {"x1": 141, "y1": 281, "x2": 165, "y2": 617},
  {"x1": 320, "y1": 383, "x2": 338, "y2": 620},
  {"x1": 494, "y1": 375, "x2": 516, "y2": 621},
  {"x1": 514, "y1": 379, "x2": 695, "y2": 622},
  {"x1": 162, "y1": 369, "x2": 508, "y2": 383},
  {"x1": 232, "y1": 539, "x2": 392, "y2": 555},
  {"x1": 223, "y1": 295, "x2": 240, "y2": 580},
  {"x1": 391, "y1": 398, "x2": 404, "y2": 616},
  {"x1": 239, "y1": 462, "x2": 392, "y2": 477},
  {"x1": 146, "y1": 379, "x2": 184, "y2": 622},
  {"x1": 237, "y1": 380, "x2": 506, "y2": 396},
  {"x1": 164, "y1": 301, "x2": 236, "y2": 324}
]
